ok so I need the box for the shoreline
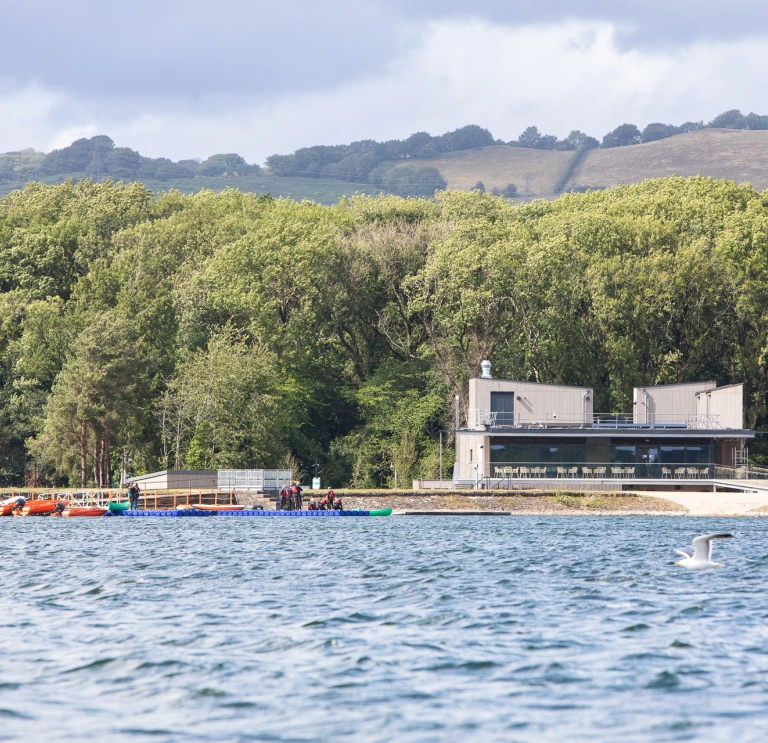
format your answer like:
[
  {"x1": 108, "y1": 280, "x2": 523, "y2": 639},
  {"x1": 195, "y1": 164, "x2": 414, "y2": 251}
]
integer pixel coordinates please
[
  {"x1": 333, "y1": 492, "x2": 688, "y2": 516},
  {"x1": 329, "y1": 491, "x2": 768, "y2": 516}
]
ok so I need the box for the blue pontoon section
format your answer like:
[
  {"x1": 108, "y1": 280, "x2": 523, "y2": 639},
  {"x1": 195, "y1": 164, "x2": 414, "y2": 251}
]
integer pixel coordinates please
[{"x1": 117, "y1": 509, "x2": 371, "y2": 517}]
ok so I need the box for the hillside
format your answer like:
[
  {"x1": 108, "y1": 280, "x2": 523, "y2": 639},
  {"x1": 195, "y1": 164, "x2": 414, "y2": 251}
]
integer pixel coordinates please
[
  {"x1": 569, "y1": 128, "x2": 768, "y2": 192},
  {"x1": 5, "y1": 124, "x2": 768, "y2": 205},
  {"x1": 420, "y1": 145, "x2": 572, "y2": 196},
  {"x1": 419, "y1": 129, "x2": 768, "y2": 199}
]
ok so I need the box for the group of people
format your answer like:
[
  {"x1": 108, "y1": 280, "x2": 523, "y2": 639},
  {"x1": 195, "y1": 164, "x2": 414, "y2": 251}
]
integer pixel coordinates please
[
  {"x1": 279, "y1": 482, "x2": 304, "y2": 510},
  {"x1": 307, "y1": 488, "x2": 343, "y2": 511},
  {"x1": 278, "y1": 484, "x2": 344, "y2": 511}
]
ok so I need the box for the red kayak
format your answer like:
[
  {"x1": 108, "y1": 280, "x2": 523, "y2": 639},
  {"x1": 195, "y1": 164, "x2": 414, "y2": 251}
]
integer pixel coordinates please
[
  {"x1": 61, "y1": 507, "x2": 108, "y2": 517},
  {"x1": 191, "y1": 504, "x2": 244, "y2": 511},
  {"x1": 20, "y1": 500, "x2": 69, "y2": 516}
]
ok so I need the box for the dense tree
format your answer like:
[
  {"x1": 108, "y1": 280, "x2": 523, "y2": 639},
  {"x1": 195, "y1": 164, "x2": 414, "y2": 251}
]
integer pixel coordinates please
[
  {"x1": 601, "y1": 124, "x2": 642, "y2": 148},
  {"x1": 196, "y1": 153, "x2": 259, "y2": 176},
  {"x1": 641, "y1": 123, "x2": 679, "y2": 143},
  {"x1": 265, "y1": 125, "x2": 493, "y2": 184},
  {"x1": 556, "y1": 130, "x2": 599, "y2": 150}
]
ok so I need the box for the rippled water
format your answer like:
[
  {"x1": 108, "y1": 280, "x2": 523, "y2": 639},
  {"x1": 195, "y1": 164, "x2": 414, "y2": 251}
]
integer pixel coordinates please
[{"x1": 1, "y1": 516, "x2": 767, "y2": 742}]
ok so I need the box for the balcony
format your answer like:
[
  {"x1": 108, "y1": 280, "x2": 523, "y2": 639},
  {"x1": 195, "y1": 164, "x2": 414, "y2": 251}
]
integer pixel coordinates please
[
  {"x1": 467, "y1": 410, "x2": 723, "y2": 430},
  {"x1": 455, "y1": 462, "x2": 768, "y2": 490}
]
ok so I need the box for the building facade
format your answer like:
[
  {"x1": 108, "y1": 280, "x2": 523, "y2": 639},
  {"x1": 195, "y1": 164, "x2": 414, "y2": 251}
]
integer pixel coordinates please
[{"x1": 455, "y1": 365, "x2": 752, "y2": 486}]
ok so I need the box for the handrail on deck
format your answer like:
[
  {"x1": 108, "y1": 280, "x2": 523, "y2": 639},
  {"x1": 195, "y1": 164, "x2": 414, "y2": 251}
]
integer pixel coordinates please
[{"x1": 467, "y1": 409, "x2": 723, "y2": 430}]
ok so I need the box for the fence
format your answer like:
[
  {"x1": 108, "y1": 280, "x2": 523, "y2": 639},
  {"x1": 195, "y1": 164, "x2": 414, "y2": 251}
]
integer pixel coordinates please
[
  {"x1": 0, "y1": 489, "x2": 238, "y2": 509},
  {"x1": 217, "y1": 469, "x2": 293, "y2": 492}
]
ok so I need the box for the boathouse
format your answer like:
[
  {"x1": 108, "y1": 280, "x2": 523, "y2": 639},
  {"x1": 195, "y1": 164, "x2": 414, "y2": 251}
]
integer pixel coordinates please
[{"x1": 453, "y1": 363, "x2": 754, "y2": 490}]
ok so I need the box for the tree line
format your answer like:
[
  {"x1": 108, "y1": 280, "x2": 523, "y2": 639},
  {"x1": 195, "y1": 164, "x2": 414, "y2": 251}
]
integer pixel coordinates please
[
  {"x1": 0, "y1": 136, "x2": 260, "y2": 184},
  {"x1": 512, "y1": 109, "x2": 768, "y2": 151},
  {"x1": 1, "y1": 175, "x2": 767, "y2": 488},
  {"x1": 4, "y1": 108, "x2": 766, "y2": 191}
]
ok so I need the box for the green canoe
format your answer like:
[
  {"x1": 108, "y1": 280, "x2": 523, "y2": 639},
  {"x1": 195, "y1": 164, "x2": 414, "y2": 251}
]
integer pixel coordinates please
[
  {"x1": 369, "y1": 508, "x2": 392, "y2": 517},
  {"x1": 108, "y1": 501, "x2": 130, "y2": 511}
]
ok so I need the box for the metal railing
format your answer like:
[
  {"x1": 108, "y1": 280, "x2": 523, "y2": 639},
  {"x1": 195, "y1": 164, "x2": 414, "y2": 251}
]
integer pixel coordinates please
[
  {"x1": 468, "y1": 410, "x2": 723, "y2": 430},
  {"x1": 461, "y1": 462, "x2": 731, "y2": 482},
  {"x1": 0, "y1": 488, "x2": 240, "y2": 510}
]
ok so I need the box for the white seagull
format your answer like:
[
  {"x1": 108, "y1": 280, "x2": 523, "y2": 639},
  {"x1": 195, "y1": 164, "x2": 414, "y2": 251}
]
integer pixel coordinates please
[{"x1": 674, "y1": 533, "x2": 733, "y2": 570}]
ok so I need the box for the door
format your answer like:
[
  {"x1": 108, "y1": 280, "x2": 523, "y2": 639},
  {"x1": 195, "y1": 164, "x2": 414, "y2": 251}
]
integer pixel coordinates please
[
  {"x1": 637, "y1": 445, "x2": 659, "y2": 478},
  {"x1": 491, "y1": 392, "x2": 515, "y2": 427}
]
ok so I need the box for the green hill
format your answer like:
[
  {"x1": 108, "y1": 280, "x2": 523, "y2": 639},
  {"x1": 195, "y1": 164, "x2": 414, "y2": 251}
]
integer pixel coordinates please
[{"x1": 0, "y1": 171, "x2": 392, "y2": 204}]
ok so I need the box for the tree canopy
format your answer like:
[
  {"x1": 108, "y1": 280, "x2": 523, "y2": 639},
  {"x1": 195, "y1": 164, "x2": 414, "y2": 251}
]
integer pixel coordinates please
[{"x1": 2, "y1": 176, "x2": 768, "y2": 487}]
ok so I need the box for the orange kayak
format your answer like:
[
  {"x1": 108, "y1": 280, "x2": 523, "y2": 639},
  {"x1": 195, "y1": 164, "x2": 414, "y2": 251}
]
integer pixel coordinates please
[
  {"x1": 61, "y1": 507, "x2": 108, "y2": 517},
  {"x1": 0, "y1": 502, "x2": 16, "y2": 516},
  {"x1": 21, "y1": 500, "x2": 69, "y2": 516},
  {"x1": 191, "y1": 504, "x2": 244, "y2": 511}
]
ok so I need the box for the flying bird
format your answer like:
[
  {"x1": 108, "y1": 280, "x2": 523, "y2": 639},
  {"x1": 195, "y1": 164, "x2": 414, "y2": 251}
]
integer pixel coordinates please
[{"x1": 674, "y1": 534, "x2": 733, "y2": 570}]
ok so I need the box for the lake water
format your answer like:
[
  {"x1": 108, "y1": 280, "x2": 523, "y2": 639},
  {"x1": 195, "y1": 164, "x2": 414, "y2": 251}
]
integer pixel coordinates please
[{"x1": 1, "y1": 516, "x2": 767, "y2": 742}]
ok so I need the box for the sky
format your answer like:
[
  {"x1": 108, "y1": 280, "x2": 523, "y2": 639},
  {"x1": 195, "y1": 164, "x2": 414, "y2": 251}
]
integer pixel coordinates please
[{"x1": 2, "y1": 0, "x2": 768, "y2": 163}]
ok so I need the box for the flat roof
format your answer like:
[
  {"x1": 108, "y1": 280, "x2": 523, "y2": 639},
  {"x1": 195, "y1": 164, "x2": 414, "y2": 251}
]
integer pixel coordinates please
[
  {"x1": 472, "y1": 378, "x2": 591, "y2": 390},
  {"x1": 127, "y1": 469, "x2": 216, "y2": 481},
  {"x1": 458, "y1": 428, "x2": 754, "y2": 439}
]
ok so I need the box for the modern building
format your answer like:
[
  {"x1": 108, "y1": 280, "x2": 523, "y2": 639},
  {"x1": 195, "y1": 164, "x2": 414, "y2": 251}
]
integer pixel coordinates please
[
  {"x1": 127, "y1": 469, "x2": 293, "y2": 493},
  {"x1": 454, "y1": 362, "x2": 753, "y2": 488}
]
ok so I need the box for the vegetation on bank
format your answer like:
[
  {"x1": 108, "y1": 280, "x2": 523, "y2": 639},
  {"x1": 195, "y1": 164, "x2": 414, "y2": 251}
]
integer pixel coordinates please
[{"x1": 1, "y1": 176, "x2": 768, "y2": 488}]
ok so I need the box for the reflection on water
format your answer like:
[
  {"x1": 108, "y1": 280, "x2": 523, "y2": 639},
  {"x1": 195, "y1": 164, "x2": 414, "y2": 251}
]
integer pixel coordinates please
[{"x1": 1, "y1": 517, "x2": 767, "y2": 742}]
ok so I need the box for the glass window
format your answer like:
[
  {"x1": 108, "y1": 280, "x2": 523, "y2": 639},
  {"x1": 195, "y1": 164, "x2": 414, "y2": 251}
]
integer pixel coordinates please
[
  {"x1": 660, "y1": 446, "x2": 685, "y2": 465},
  {"x1": 686, "y1": 446, "x2": 710, "y2": 464},
  {"x1": 510, "y1": 443, "x2": 537, "y2": 463},
  {"x1": 586, "y1": 440, "x2": 611, "y2": 465},
  {"x1": 559, "y1": 443, "x2": 586, "y2": 464},
  {"x1": 612, "y1": 445, "x2": 636, "y2": 464},
  {"x1": 489, "y1": 442, "x2": 511, "y2": 463},
  {"x1": 539, "y1": 445, "x2": 561, "y2": 463}
]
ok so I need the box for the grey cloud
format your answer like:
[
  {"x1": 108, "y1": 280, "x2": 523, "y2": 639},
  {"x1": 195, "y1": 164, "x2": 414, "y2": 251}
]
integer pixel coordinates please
[
  {"x1": 3, "y1": 0, "x2": 767, "y2": 103},
  {"x1": 386, "y1": 0, "x2": 768, "y2": 46},
  {"x1": 1, "y1": 0, "x2": 405, "y2": 99}
]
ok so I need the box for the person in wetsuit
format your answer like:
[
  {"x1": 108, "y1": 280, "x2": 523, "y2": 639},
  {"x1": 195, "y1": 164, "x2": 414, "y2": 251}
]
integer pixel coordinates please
[
  {"x1": 292, "y1": 482, "x2": 303, "y2": 511},
  {"x1": 279, "y1": 486, "x2": 290, "y2": 511},
  {"x1": 325, "y1": 488, "x2": 335, "y2": 510},
  {"x1": 128, "y1": 482, "x2": 140, "y2": 510}
]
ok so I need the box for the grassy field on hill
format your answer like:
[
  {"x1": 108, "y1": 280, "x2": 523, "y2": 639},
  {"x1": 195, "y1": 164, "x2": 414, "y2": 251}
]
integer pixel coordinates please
[
  {"x1": 0, "y1": 172, "x2": 391, "y2": 204},
  {"x1": 570, "y1": 128, "x2": 768, "y2": 192},
  {"x1": 417, "y1": 129, "x2": 768, "y2": 199},
  {"x1": 420, "y1": 145, "x2": 572, "y2": 198}
]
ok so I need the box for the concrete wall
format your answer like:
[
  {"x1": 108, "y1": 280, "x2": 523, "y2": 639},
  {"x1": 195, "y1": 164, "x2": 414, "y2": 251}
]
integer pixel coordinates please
[
  {"x1": 633, "y1": 382, "x2": 714, "y2": 424},
  {"x1": 468, "y1": 379, "x2": 593, "y2": 428},
  {"x1": 455, "y1": 433, "x2": 488, "y2": 480},
  {"x1": 696, "y1": 384, "x2": 744, "y2": 429}
]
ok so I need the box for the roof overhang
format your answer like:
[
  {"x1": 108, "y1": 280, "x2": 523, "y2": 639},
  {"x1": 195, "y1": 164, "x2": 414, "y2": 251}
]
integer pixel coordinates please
[{"x1": 457, "y1": 428, "x2": 755, "y2": 439}]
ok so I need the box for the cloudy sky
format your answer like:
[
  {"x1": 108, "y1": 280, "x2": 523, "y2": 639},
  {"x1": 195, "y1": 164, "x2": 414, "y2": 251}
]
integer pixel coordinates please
[{"x1": 2, "y1": 1, "x2": 768, "y2": 163}]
